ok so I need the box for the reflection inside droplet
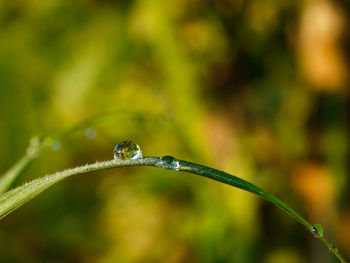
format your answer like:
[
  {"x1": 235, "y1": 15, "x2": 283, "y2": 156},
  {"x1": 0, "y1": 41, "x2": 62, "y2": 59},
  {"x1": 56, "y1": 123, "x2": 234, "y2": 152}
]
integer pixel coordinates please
[
  {"x1": 310, "y1": 224, "x2": 324, "y2": 238},
  {"x1": 114, "y1": 141, "x2": 142, "y2": 160},
  {"x1": 157, "y1": 155, "x2": 180, "y2": 170}
]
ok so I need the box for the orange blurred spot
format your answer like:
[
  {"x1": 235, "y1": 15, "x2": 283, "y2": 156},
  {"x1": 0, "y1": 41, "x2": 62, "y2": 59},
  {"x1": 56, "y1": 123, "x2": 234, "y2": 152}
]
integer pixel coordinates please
[
  {"x1": 292, "y1": 163, "x2": 334, "y2": 220},
  {"x1": 298, "y1": 1, "x2": 348, "y2": 92}
]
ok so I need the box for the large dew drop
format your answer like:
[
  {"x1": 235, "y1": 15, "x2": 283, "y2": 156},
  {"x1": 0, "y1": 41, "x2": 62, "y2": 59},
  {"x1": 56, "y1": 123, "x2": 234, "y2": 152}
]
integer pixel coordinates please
[
  {"x1": 310, "y1": 224, "x2": 324, "y2": 238},
  {"x1": 157, "y1": 155, "x2": 180, "y2": 170},
  {"x1": 114, "y1": 141, "x2": 142, "y2": 160}
]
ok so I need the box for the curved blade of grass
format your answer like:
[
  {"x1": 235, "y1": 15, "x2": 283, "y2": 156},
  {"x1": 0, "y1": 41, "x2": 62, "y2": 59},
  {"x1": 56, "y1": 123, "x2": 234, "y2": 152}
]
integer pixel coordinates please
[
  {"x1": 0, "y1": 157, "x2": 346, "y2": 262},
  {"x1": 0, "y1": 111, "x2": 166, "y2": 194}
]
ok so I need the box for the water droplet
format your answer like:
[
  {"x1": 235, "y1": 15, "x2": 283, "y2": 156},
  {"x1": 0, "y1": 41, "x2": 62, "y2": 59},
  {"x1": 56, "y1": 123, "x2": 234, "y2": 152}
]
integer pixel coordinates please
[
  {"x1": 114, "y1": 141, "x2": 142, "y2": 160},
  {"x1": 330, "y1": 244, "x2": 339, "y2": 253},
  {"x1": 157, "y1": 155, "x2": 180, "y2": 170},
  {"x1": 85, "y1": 128, "x2": 97, "y2": 140},
  {"x1": 310, "y1": 224, "x2": 324, "y2": 238}
]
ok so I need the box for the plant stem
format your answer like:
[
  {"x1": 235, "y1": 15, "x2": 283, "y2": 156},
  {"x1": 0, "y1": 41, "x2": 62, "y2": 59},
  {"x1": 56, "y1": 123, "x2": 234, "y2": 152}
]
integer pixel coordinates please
[
  {"x1": 0, "y1": 111, "x2": 166, "y2": 194},
  {"x1": 0, "y1": 157, "x2": 346, "y2": 262},
  {"x1": 0, "y1": 156, "x2": 34, "y2": 194}
]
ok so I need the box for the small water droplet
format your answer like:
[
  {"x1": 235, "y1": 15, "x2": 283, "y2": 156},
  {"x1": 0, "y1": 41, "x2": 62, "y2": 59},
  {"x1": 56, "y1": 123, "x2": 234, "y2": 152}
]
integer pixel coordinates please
[
  {"x1": 114, "y1": 141, "x2": 142, "y2": 160},
  {"x1": 157, "y1": 155, "x2": 180, "y2": 170},
  {"x1": 85, "y1": 128, "x2": 97, "y2": 140},
  {"x1": 330, "y1": 244, "x2": 339, "y2": 253},
  {"x1": 310, "y1": 224, "x2": 324, "y2": 238}
]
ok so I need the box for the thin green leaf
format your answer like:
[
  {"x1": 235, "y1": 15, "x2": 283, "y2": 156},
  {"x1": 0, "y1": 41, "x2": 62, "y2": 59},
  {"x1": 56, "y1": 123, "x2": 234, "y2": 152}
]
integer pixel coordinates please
[{"x1": 0, "y1": 157, "x2": 346, "y2": 263}]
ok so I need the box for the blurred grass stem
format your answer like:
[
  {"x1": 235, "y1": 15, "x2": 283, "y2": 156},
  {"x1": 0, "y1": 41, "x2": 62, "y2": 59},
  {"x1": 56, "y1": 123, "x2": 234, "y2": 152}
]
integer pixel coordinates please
[{"x1": 0, "y1": 111, "x2": 166, "y2": 194}]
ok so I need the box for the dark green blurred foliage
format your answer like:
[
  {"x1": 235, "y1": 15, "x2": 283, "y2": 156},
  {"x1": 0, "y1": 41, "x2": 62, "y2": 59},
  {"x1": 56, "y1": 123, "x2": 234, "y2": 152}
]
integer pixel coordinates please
[{"x1": 0, "y1": 0, "x2": 349, "y2": 262}]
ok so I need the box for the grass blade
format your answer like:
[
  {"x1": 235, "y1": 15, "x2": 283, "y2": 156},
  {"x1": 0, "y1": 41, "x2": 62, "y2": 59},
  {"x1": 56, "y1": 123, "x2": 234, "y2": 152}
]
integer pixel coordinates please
[{"x1": 0, "y1": 157, "x2": 346, "y2": 262}]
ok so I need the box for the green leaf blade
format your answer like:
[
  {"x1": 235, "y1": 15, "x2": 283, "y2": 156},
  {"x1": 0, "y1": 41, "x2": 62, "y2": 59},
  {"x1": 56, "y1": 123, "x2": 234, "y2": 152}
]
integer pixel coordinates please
[{"x1": 0, "y1": 157, "x2": 346, "y2": 262}]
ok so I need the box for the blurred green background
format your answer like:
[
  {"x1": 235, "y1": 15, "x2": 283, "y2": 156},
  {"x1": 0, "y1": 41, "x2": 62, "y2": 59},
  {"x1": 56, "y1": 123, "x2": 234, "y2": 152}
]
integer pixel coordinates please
[{"x1": 0, "y1": 0, "x2": 349, "y2": 262}]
